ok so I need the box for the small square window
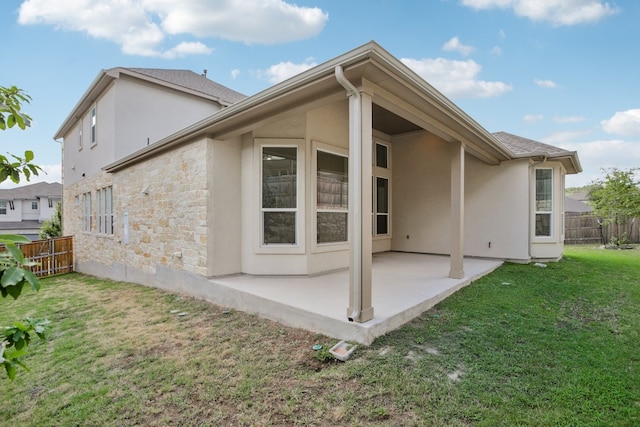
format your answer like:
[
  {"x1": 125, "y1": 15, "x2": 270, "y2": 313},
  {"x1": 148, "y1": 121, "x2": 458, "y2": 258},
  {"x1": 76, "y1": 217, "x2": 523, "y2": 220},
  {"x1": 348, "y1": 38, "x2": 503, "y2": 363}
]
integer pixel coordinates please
[
  {"x1": 375, "y1": 143, "x2": 388, "y2": 168},
  {"x1": 32, "y1": 201, "x2": 39, "y2": 210}
]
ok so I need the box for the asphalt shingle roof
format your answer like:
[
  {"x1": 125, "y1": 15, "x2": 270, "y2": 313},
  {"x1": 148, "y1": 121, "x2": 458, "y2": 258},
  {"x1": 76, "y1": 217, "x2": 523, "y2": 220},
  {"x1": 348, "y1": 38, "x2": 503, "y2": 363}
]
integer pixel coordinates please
[
  {"x1": 125, "y1": 68, "x2": 247, "y2": 105},
  {"x1": 0, "y1": 182, "x2": 62, "y2": 200},
  {"x1": 493, "y1": 131, "x2": 572, "y2": 157}
]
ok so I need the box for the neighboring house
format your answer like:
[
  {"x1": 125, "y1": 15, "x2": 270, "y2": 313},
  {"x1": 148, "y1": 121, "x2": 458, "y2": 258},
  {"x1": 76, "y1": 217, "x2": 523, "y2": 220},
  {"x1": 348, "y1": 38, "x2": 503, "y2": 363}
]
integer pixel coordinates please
[
  {"x1": 55, "y1": 41, "x2": 581, "y2": 325},
  {"x1": 565, "y1": 196, "x2": 593, "y2": 214},
  {"x1": 0, "y1": 182, "x2": 62, "y2": 240}
]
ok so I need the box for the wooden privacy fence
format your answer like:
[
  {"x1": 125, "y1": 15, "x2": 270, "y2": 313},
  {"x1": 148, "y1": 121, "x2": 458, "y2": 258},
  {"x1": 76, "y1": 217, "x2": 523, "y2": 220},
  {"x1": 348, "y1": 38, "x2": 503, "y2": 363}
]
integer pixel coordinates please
[
  {"x1": 565, "y1": 214, "x2": 640, "y2": 245},
  {"x1": 16, "y1": 236, "x2": 74, "y2": 278}
]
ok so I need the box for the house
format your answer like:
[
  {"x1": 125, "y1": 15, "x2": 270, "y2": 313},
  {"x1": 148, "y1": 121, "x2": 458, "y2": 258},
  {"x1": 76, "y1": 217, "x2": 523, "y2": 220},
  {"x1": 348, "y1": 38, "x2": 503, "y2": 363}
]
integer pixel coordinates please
[
  {"x1": 54, "y1": 41, "x2": 581, "y2": 340},
  {"x1": 0, "y1": 181, "x2": 62, "y2": 240}
]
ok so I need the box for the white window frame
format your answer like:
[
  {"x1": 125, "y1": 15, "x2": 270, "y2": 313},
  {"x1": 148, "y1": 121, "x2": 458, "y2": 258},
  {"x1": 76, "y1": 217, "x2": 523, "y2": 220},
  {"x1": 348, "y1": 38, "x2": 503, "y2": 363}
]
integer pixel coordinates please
[
  {"x1": 313, "y1": 141, "x2": 349, "y2": 252},
  {"x1": 255, "y1": 138, "x2": 305, "y2": 254},
  {"x1": 82, "y1": 192, "x2": 92, "y2": 232},
  {"x1": 97, "y1": 186, "x2": 113, "y2": 235},
  {"x1": 0, "y1": 201, "x2": 6, "y2": 215},
  {"x1": 534, "y1": 167, "x2": 553, "y2": 238},
  {"x1": 90, "y1": 106, "x2": 97, "y2": 147},
  {"x1": 78, "y1": 120, "x2": 83, "y2": 150},
  {"x1": 373, "y1": 140, "x2": 392, "y2": 239},
  {"x1": 31, "y1": 201, "x2": 38, "y2": 210}
]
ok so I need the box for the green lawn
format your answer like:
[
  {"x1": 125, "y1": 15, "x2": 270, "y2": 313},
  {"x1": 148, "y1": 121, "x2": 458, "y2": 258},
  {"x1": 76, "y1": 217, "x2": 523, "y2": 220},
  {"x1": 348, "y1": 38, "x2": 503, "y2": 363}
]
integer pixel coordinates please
[{"x1": 2, "y1": 245, "x2": 639, "y2": 426}]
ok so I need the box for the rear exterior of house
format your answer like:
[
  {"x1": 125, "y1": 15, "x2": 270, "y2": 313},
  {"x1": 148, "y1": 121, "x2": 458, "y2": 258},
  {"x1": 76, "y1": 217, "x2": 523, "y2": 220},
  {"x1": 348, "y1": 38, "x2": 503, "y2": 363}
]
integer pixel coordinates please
[{"x1": 56, "y1": 42, "x2": 581, "y2": 326}]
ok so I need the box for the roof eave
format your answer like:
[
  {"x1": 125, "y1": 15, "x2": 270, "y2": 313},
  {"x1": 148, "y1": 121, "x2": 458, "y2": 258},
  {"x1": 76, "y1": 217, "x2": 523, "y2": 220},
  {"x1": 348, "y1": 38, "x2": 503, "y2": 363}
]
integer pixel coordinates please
[{"x1": 105, "y1": 41, "x2": 515, "y2": 172}]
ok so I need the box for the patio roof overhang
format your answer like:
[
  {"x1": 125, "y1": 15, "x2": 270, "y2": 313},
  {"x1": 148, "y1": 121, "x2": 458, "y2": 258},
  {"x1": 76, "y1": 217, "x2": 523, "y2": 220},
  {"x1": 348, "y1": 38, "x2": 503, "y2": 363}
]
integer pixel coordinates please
[{"x1": 104, "y1": 41, "x2": 513, "y2": 173}]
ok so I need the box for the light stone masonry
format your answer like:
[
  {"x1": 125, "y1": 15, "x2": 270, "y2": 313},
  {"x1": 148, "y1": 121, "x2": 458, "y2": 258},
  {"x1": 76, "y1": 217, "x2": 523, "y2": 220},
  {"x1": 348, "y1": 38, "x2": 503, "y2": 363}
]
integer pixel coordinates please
[{"x1": 63, "y1": 139, "x2": 212, "y2": 282}]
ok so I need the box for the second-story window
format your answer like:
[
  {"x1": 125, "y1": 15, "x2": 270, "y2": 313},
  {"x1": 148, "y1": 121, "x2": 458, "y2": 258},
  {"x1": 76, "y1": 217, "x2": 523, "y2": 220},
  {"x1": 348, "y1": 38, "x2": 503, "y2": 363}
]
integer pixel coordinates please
[{"x1": 90, "y1": 107, "x2": 97, "y2": 146}]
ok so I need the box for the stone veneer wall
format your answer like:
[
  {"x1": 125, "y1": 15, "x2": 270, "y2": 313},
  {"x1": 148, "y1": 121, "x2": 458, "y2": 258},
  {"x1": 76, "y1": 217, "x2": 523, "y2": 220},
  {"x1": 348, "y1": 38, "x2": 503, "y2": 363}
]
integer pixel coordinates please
[{"x1": 63, "y1": 139, "x2": 211, "y2": 283}]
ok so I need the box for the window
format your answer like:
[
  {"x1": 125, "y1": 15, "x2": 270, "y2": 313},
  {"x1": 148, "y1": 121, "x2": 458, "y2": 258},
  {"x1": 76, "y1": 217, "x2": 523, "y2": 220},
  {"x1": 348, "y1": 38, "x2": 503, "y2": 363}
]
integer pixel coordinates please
[
  {"x1": 32, "y1": 201, "x2": 38, "y2": 210},
  {"x1": 48, "y1": 198, "x2": 54, "y2": 208},
  {"x1": 375, "y1": 143, "x2": 388, "y2": 168},
  {"x1": 262, "y1": 147, "x2": 298, "y2": 245},
  {"x1": 90, "y1": 107, "x2": 96, "y2": 146},
  {"x1": 83, "y1": 192, "x2": 92, "y2": 232},
  {"x1": 0, "y1": 201, "x2": 6, "y2": 215},
  {"x1": 373, "y1": 140, "x2": 391, "y2": 237},
  {"x1": 97, "y1": 186, "x2": 113, "y2": 234},
  {"x1": 375, "y1": 177, "x2": 390, "y2": 235},
  {"x1": 316, "y1": 149, "x2": 348, "y2": 244},
  {"x1": 535, "y1": 168, "x2": 552, "y2": 237},
  {"x1": 78, "y1": 121, "x2": 83, "y2": 150}
]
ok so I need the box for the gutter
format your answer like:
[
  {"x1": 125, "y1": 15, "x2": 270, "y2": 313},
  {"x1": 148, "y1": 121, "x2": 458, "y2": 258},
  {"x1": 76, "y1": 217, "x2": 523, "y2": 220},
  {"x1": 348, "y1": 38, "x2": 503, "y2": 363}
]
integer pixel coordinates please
[{"x1": 335, "y1": 65, "x2": 361, "y2": 323}]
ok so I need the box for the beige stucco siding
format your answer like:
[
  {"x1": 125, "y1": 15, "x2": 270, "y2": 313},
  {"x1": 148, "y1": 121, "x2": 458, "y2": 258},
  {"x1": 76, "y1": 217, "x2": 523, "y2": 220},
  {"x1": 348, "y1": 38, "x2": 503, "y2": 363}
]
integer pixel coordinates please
[
  {"x1": 391, "y1": 131, "x2": 453, "y2": 254},
  {"x1": 464, "y1": 157, "x2": 530, "y2": 260}
]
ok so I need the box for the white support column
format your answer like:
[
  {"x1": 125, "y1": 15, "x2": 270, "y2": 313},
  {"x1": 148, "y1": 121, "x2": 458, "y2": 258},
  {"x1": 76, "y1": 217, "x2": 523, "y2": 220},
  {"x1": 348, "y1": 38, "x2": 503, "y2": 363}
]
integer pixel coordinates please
[
  {"x1": 449, "y1": 141, "x2": 465, "y2": 279},
  {"x1": 347, "y1": 89, "x2": 374, "y2": 323}
]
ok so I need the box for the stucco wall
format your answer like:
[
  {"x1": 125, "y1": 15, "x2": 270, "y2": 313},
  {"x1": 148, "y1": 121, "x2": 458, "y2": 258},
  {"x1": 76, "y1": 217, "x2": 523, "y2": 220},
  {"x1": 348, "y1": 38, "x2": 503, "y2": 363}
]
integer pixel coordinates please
[
  {"x1": 63, "y1": 77, "x2": 222, "y2": 186},
  {"x1": 390, "y1": 131, "x2": 533, "y2": 261},
  {"x1": 391, "y1": 131, "x2": 453, "y2": 254},
  {"x1": 464, "y1": 157, "x2": 530, "y2": 260}
]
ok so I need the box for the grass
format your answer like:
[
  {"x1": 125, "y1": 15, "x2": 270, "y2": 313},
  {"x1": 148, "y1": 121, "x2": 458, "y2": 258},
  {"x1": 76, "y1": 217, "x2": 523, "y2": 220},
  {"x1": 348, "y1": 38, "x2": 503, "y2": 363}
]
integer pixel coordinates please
[{"x1": 1, "y1": 245, "x2": 639, "y2": 426}]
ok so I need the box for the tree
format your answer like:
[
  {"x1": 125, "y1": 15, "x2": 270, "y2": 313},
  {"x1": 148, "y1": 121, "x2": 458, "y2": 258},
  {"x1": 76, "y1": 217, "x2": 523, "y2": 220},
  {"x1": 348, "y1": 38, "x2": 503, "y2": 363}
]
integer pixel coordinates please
[
  {"x1": 0, "y1": 85, "x2": 49, "y2": 379},
  {"x1": 40, "y1": 202, "x2": 62, "y2": 239},
  {"x1": 589, "y1": 168, "x2": 640, "y2": 246}
]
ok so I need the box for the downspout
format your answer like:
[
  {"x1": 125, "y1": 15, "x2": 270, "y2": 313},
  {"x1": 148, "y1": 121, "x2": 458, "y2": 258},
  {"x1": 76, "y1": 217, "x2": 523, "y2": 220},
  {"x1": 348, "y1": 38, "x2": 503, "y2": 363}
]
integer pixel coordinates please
[{"x1": 335, "y1": 65, "x2": 362, "y2": 322}]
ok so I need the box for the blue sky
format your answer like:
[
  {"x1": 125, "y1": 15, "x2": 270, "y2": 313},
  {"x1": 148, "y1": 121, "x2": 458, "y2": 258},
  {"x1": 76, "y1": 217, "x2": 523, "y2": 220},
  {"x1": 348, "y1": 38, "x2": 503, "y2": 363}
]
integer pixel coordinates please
[{"x1": 2, "y1": 0, "x2": 639, "y2": 188}]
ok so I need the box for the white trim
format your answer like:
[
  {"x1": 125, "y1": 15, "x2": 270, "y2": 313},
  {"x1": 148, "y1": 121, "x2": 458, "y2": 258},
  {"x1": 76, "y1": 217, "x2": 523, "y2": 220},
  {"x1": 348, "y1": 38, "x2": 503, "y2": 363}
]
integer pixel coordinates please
[{"x1": 254, "y1": 138, "x2": 305, "y2": 255}]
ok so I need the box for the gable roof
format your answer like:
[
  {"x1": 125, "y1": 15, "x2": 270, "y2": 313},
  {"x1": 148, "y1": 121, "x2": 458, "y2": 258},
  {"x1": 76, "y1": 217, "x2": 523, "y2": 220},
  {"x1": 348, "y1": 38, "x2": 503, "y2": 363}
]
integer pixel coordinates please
[
  {"x1": 102, "y1": 41, "x2": 581, "y2": 176},
  {"x1": 493, "y1": 131, "x2": 582, "y2": 174},
  {"x1": 124, "y1": 68, "x2": 246, "y2": 105},
  {"x1": 0, "y1": 182, "x2": 62, "y2": 200},
  {"x1": 54, "y1": 68, "x2": 246, "y2": 140}
]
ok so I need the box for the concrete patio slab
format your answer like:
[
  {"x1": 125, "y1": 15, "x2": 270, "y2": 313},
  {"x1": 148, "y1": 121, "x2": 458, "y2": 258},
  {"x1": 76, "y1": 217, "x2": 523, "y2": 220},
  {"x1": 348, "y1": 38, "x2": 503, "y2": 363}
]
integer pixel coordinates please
[{"x1": 210, "y1": 252, "x2": 502, "y2": 345}]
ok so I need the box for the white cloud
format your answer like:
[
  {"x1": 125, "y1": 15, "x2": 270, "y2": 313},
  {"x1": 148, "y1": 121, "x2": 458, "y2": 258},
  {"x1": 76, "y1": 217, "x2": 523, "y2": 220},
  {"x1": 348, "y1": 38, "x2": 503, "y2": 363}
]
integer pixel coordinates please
[
  {"x1": 490, "y1": 46, "x2": 503, "y2": 55},
  {"x1": 542, "y1": 129, "x2": 592, "y2": 145},
  {"x1": 557, "y1": 139, "x2": 640, "y2": 186},
  {"x1": 534, "y1": 78, "x2": 559, "y2": 88},
  {"x1": 160, "y1": 41, "x2": 212, "y2": 59},
  {"x1": 523, "y1": 114, "x2": 544, "y2": 123},
  {"x1": 257, "y1": 59, "x2": 318, "y2": 84},
  {"x1": 601, "y1": 109, "x2": 640, "y2": 137},
  {"x1": 553, "y1": 116, "x2": 585, "y2": 123},
  {"x1": 231, "y1": 69, "x2": 241, "y2": 79},
  {"x1": 0, "y1": 164, "x2": 62, "y2": 189},
  {"x1": 461, "y1": 0, "x2": 618, "y2": 26},
  {"x1": 442, "y1": 37, "x2": 474, "y2": 56},
  {"x1": 401, "y1": 57, "x2": 512, "y2": 99},
  {"x1": 18, "y1": 0, "x2": 328, "y2": 57}
]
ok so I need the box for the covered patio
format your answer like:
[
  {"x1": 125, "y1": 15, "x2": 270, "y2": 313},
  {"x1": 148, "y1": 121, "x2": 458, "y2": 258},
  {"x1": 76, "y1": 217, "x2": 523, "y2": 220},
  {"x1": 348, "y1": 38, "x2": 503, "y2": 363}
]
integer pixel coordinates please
[{"x1": 209, "y1": 252, "x2": 502, "y2": 345}]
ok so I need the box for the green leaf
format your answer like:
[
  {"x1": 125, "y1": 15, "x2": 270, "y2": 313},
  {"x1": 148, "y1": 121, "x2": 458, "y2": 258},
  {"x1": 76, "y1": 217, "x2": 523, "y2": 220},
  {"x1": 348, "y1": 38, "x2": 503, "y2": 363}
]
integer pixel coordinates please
[
  {"x1": 7, "y1": 114, "x2": 16, "y2": 129},
  {"x1": 5, "y1": 361, "x2": 16, "y2": 380},
  {"x1": 5, "y1": 243, "x2": 26, "y2": 263},
  {"x1": 5, "y1": 281, "x2": 25, "y2": 300},
  {"x1": 0, "y1": 234, "x2": 31, "y2": 244},
  {"x1": 24, "y1": 150, "x2": 34, "y2": 162},
  {"x1": 1, "y1": 266, "x2": 25, "y2": 288},
  {"x1": 24, "y1": 269, "x2": 40, "y2": 292}
]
